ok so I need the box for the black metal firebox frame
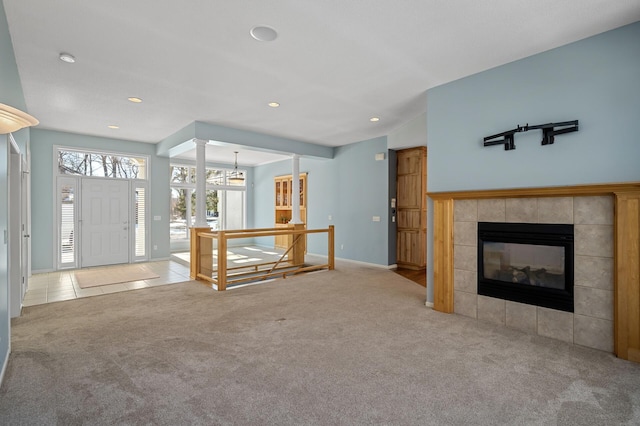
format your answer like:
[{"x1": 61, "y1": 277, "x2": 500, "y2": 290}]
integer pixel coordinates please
[{"x1": 477, "y1": 222, "x2": 574, "y2": 313}]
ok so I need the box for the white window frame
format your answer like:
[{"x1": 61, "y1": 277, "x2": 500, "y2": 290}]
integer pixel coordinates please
[
  {"x1": 169, "y1": 163, "x2": 246, "y2": 250},
  {"x1": 56, "y1": 146, "x2": 148, "y2": 179}
]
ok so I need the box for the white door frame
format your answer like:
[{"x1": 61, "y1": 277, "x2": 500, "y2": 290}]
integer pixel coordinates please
[
  {"x1": 1, "y1": 135, "x2": 10, "y2": 383},
  {"x1": 55, "y1": 175, "x2": 149, "y2": 269},
  {"x1": 22, "y1": 150, "x2": 30, "y2": 284},
  {"x1": 8, "y1": 135, "x2": 23, "y2": 318}
]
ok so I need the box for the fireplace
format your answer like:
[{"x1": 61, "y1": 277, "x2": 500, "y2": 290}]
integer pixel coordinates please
[{"x1": 477, "y1": 222, "x2": 574, "y2": 312}]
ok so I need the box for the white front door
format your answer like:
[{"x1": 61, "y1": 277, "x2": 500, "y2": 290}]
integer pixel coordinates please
[{"x1": 81, "y1": 179, "x2": 129, "y2": 267}]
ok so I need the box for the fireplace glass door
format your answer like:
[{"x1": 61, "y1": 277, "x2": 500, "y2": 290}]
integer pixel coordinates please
[{"x1": 482, "y1": 242, "x2": 565, "y2": 289}]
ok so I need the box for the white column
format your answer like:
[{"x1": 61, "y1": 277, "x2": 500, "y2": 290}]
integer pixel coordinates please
[
  {"x1": 290, "y1": 154, "x2": 303, "y2": 224},
  {"x1": 187, "y1": 189, "x2": 193, "y2": 227},
  {"x1": 193, "y1": 138, "x2": 208, "y2": 227}
]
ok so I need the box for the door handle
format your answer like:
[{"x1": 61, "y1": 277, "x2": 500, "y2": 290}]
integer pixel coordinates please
[{"x1": 23, "y1": 234, "x2": 30, "y2": 238}]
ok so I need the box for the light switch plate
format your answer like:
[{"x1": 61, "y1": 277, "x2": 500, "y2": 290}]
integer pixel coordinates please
[{"x1": 372, "y1": 216, "x2": 381, "y2": 222}]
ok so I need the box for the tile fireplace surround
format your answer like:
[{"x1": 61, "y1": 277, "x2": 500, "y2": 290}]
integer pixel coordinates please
[
  {"x1": 429, "y1": 183, "x2": 640, "y2": 363},
  {"x1": 453, "y1": 196, "x2": 613, "y2": 352}
]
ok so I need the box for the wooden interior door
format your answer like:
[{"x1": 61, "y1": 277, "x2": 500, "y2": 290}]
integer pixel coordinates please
[{"x1": 396, "y1": 147, "x2": 426, "y2": 270}]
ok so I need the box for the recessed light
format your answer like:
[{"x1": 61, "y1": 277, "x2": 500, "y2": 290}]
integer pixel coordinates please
[
  {"x1": 107, "y1": 125, "x2": 119, "y2": 129},
  {"x1": 128, "y1": 97, "x2": 143, "y2": 103},
  {"x1": 59, "y1": 52, "x2": 76, "y2": 63},
  {"x1": 268, "y1": 102, "x2": 280, "y2": 108},
  {"x1": 250, "y1": 26, "x2": 278, "y2": 42},
  {"x1": 370, "y1": 117, "x2": 380, "y2": 122}
]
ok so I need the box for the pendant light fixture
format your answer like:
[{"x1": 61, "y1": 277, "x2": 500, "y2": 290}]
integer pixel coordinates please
[
  {"x1": 229, "y1": 151, "x2": 245, "y2": 184},
  {"x1": 0, "y1": 103, "x2": 39, "y2": 134}
]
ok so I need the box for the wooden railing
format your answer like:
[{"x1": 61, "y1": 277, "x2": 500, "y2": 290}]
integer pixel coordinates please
[{"x1": 189, "y1": 224, "x2": 334, "y2": 291}]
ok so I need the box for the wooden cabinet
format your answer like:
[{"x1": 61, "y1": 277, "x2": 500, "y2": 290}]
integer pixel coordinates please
[
  {"x1": 274, "y1": 173, "x2": 307, "y2": 249},
  {"x1": 396, "y1": 147, "x2": 427, "y2": 269}
]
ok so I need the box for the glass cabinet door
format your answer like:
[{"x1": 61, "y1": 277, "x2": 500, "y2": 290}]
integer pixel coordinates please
[
  {"x1": 283, "y1": 180, "x2": 289, "y2": 207},
  {"x1": 275, "y1": 180, "x2": 281, "y2": 206}
]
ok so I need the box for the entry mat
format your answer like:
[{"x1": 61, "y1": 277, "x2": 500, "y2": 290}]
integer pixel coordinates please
[{"x1": 75, "y1": 264, "x2": 160, "y2": 288}]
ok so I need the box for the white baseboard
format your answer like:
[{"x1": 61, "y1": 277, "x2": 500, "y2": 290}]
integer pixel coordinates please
[
  {"x1": 309, "y1": 253, "x2": 394, "y2": 270},
  {"x1": 337, "y1": 257, "x2": 396, "y2": 270},
  {"x1": 0, "y1": 344, "x2": 10, "y2": 387},
  {"x1": 31, "y1": 268, "x2": 55, "y2": 274}
]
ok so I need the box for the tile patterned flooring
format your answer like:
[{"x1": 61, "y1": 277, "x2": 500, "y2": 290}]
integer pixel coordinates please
[
  {"x1": 24, "y1": 245, "x2": 325, "y2": 307},
  {"x1": 23, "y1": 260, "x2": 192, "y2": 307}
]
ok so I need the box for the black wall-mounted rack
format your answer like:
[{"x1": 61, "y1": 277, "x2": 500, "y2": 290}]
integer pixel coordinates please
[{"x1": 483, "y1": 120, "x2": 579, "y2": 151}]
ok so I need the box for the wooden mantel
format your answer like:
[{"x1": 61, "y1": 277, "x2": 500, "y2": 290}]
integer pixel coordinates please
[{"x1": 427, "y1": 182, "x2": 640, "y2": 363}]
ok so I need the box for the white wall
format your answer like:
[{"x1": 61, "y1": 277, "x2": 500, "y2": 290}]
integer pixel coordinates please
[{"x1": 387, "y1": 113, "x2": 426, "y2": 150}]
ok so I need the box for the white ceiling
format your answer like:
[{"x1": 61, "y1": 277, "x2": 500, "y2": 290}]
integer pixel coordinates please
[
  {"x1": 4, "y1": 0, "x2": 640, "y2": 165},
  {"x1": 174, "y1": 143, "x2": 292, "y2": 166}
]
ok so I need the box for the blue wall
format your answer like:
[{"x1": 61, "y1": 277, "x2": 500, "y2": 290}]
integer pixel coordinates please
[
  {"x1": 425, "y1": 22, "x2": 640, "y2": 302},
  {"x1": 30, "y1": 129, "x2": 171, "y2": 271},
  {"x1": 253, "y1": 136, "x2": 391, "y2": 266},
  {"x1": 427, "y1": 22, "x2": 640, "y2": 192},
  {"x1": 333, "y1": 138, "x2": 390, "y2": 264}
]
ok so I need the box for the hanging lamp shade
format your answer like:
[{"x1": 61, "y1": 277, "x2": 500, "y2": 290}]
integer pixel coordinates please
[
  {"x1": 229, "y1": 151, "x2": 245, "y2": 184},
  {"x1": 0, "y1": 103, "x2": 39, "y2": 134}
]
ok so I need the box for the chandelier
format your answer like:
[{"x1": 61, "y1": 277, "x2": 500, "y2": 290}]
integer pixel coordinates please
[{"x1": 229, "y1": 151, "x2": 245, "y2": 184}]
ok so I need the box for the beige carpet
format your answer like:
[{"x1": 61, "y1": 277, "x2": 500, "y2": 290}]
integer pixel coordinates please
[
  {"x1": 3, "y1": 262, "x2": 640, "y2": 424},
  {"x1": 75, "y1": 264, "x2": 160, "y2": 288}
]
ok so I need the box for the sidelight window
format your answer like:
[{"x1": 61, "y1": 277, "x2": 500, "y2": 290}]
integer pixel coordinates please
[{"x1": 58, "y1": 178, "x2": 77, "y2": 268}]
